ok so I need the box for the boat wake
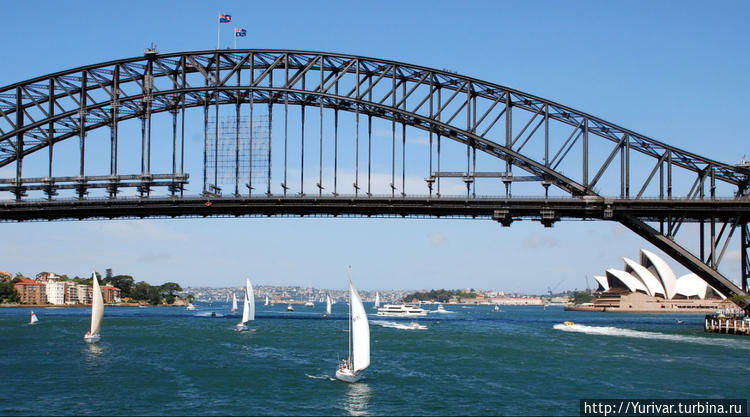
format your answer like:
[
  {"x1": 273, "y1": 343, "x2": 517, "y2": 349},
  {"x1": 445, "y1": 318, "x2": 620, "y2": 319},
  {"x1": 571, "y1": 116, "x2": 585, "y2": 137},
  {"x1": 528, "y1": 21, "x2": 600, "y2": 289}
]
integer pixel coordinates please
[
  {"x1": 553, "y1": 323, "x2": 750, "y2": 349},
  {"x1": 305, "y1": 373, "x2": 336, "y2": 381},
  {"x1": 373, "y1": 321, "x2": 428, "y2": 330},
  {"x1": 194, "y1": 312, "x2": 224, "y2": 318}
]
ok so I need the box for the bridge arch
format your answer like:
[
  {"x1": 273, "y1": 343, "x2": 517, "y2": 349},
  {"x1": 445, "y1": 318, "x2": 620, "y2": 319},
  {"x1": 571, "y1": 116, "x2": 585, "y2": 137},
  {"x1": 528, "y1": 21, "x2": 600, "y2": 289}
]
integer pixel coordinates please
[{"x1": 0, "y1": 49, "x2": 748, "y2": 309}]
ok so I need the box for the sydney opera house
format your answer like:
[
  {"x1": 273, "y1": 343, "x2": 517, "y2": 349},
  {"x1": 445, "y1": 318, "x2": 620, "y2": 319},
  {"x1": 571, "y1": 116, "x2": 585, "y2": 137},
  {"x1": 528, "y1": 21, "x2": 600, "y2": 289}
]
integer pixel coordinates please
[{"x1": 569, "y1": 249, "x2": 736, "y2": 312}]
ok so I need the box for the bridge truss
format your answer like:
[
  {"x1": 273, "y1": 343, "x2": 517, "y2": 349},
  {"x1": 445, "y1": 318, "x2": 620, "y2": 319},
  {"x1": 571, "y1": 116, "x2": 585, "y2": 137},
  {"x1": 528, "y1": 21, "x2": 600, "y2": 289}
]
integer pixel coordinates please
[{"x1": 0, "y1": 49, "x2": 748, "y2": 308}]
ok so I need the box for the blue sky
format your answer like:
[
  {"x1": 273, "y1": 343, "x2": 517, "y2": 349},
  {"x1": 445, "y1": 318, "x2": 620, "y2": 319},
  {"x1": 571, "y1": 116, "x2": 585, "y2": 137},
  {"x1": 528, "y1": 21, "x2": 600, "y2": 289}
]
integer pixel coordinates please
[{"x1": 0, "y1": 1, "x2": 748, "y2": 292}]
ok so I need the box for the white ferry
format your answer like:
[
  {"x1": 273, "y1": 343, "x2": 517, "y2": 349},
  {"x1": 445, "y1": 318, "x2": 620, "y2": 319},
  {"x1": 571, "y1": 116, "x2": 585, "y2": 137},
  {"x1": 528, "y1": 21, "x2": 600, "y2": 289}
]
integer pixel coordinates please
[{"x1": 376, "y1": 304, "x2": 428, "y2": 317}]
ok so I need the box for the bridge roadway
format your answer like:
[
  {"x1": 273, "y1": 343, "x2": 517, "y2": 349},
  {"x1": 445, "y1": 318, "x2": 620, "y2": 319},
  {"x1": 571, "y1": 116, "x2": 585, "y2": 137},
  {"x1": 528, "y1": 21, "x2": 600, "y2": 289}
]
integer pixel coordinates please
[{"x1": 1, "y1": 195, "x2": 747, "y2": 222}]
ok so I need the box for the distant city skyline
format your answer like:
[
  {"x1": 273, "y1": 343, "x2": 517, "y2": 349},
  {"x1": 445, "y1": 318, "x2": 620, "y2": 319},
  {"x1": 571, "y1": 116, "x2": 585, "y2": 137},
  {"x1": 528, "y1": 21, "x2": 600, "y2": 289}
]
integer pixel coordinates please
[{"x1": 0, "y1": 1, "x2": 747, "y2": 293}]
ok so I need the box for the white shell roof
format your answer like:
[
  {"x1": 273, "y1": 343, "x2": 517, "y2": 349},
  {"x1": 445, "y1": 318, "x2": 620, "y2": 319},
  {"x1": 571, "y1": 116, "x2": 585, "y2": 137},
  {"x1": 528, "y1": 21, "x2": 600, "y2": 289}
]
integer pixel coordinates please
[
  {"x1": 640, "y1": 249, "x2": 678, "y2": 299},
  {"x1": 623, "y1": 257, "x2": 666, "y2": 297},
  {"x1": 674, "y1": 273, "x2": 708, "y2": 299},
  {"x1": 606, "y1": 269, "x2": 649, "y2": 294},
  {"x1": 593, "y1": 275, "x2": 609, "y2": 291}
]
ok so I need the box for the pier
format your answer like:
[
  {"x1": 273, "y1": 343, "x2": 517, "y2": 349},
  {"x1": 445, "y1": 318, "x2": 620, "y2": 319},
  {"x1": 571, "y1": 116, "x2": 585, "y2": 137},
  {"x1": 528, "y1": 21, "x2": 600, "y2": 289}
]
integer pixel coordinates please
[{"x1": 704, "y1": 313, "x2": 750, "y2": 335}]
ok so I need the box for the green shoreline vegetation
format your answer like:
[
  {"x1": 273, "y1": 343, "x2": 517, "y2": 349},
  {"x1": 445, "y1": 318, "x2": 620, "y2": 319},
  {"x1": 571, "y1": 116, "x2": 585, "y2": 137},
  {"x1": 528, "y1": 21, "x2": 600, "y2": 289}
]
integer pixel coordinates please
[
  {"x1": 0, "y1": 270, "x2": 193, "y2": 306},
  {"x1": 401, "y1": 289, "x2": 478, "y2": 303}
]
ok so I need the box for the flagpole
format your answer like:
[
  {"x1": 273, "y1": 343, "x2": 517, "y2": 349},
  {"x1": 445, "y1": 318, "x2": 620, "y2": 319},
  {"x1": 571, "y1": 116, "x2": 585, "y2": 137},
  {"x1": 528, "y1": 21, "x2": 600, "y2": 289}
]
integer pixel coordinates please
[
  {"x1": 217, "y1": 12, "x2": 220, "y2": 49},
  {"x1": 234, "y1": 31, "x2": 237, "y2": 49}
]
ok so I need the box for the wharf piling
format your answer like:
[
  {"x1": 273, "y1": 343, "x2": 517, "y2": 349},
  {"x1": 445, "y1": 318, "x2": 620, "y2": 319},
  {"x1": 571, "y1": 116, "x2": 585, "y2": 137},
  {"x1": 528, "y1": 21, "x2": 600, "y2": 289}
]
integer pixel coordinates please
[{"x1": 704, "y1": 313, "x2": 750, "y2": 335}]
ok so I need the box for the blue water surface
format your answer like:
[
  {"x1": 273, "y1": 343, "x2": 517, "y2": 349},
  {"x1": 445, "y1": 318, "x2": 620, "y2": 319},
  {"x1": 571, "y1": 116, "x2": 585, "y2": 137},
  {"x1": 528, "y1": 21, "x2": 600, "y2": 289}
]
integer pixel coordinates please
[{"x1": 0, "y1": 303, "x2": 747, "y2": 416}]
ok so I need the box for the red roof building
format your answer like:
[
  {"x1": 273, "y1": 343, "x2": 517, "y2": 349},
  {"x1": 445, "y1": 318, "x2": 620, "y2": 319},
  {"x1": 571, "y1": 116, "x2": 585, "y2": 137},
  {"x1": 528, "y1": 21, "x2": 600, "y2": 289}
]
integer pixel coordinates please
[{"x1": 14, "y1": 279, "x2": 47, "y2": 304}]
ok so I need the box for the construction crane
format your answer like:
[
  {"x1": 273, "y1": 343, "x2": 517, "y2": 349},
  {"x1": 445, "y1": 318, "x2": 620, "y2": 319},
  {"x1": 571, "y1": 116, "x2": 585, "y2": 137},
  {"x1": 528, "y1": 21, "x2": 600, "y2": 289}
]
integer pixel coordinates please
[{"x1": 547, "y1": 280, "x2": 564, "y2": 299}]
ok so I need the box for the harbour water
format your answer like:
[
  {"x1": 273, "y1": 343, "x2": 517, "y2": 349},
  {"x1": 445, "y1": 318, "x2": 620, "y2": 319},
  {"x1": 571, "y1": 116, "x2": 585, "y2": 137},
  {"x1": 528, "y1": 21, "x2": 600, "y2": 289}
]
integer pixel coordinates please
[{"x1": 1, "y1": 303, "x2": 748, "y2": 415}]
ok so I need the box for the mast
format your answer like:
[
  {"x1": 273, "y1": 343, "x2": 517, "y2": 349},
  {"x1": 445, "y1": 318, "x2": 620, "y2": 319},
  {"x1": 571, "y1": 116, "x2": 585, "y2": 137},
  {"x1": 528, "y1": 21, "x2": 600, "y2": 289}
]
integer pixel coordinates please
[{"x1": 349, "y1": 280, "x2": 353, "y2": 368}]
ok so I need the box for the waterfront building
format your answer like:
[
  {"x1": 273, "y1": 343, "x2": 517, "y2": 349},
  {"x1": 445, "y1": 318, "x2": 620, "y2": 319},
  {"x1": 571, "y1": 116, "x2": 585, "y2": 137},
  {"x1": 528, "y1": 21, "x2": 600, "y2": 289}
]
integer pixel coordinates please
[
  {"x1": 14, "y1": 279, "x2": 47, "y2": 304},
  {"x1": 65, "y1": 282, "x2": 79, "y2": 304},
  {"x1": 45, "y1": 280, "x2": 66, "y2": 305},
  {"x1": 100, "y1": 286, "x2": 121, "y2": 303},
  {"x1": 37, "y1": 272, "x2": 58, "y2": 281},
  {"x1": 77, "y1": 284, "x2": 91, "y2": 304},
  {"x1": 570, "y1": 249, "x2": 735, "y2": 312}
]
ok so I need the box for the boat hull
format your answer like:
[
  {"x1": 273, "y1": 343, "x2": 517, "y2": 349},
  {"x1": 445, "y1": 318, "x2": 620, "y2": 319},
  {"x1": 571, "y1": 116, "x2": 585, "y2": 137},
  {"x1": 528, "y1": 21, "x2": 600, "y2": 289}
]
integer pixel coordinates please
[
  {"x1": 83, "y1": 333, "x2": 101, "y2": 343},
  {"x1": 376, "y1": 311, "x2": 427, "y2": 317},
  {"x1": 335, "y1": 368, "x2": 363, "y2": 383}
]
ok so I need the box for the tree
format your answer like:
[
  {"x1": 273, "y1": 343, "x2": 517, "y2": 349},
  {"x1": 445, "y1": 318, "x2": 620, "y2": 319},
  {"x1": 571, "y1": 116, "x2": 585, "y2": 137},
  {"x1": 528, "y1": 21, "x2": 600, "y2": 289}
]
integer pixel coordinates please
[
  {"x1": 160, "y1": 282, "x2": 182, "y2": 296},
  {"x1": 148, "y1": 285, "x2": 162, "y2": 305},
  {"x1": 159, "y1": 282, "x2": 182, "y2": 305},
  {"x1": 0, "y1": 281, "x2": 19, "y2": 303},
  {"x1": 572, "y1": 291, "x2": 593, "y2": 305},
  {"x1": 131, "y1": 281, "x2": 152, "y2": 301},
  {"x1": 103, "y1": 275, "x2": 134, "y2": 298}
]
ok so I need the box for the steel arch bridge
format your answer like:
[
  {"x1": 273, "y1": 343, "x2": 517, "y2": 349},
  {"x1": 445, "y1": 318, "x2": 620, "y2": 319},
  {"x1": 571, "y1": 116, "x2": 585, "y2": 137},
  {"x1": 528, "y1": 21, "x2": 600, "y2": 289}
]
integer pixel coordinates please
[{"x1": 0, "y1": 48, "x2": 748, "y2": 309}]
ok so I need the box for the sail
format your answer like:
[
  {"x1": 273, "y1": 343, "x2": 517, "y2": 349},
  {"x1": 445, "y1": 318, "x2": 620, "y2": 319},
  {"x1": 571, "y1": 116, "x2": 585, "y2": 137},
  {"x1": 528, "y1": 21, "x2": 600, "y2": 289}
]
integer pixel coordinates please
[
  {"x1": 231, "y1": 293, "x2": 237, "y2": 312},
  {"x1": 241, "y1": 278, "x2": 255, "y2": 324},
  {"x1": 374, "y1": 292, "x2": 380, "y2": 308},
  {"x1": 349, "y1": 281, "x2": 370, "y2": 372},
  {"x1": 326, "y1": 295, "x2": 332, "y2": 315},
  {"x1": 265, "y1": 296, "x2": 269, "y2": 306},
  {"x1": 90, "y1": 272, "x2": 104, "y2": 335},
  {"x1": 30, "y1": 311, "x2": 38, "y2": 324}
]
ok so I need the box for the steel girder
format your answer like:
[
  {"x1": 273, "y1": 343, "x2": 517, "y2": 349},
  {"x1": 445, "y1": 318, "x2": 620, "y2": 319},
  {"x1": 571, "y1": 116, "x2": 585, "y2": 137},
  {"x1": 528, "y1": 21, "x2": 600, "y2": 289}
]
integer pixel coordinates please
[{"x1": 0, "y1": 49, "x2": 748, "y2": 308}]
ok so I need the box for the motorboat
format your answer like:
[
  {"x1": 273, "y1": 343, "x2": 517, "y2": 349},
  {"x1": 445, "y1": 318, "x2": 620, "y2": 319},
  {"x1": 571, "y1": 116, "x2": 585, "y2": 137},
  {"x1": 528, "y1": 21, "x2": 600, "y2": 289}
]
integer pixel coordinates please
[
  {"x1": 376, "y1": 304, "x2": 428, "y2": 317},
  {"x1": 287, "y1": 304, "x2": 294, "y2": 312}
]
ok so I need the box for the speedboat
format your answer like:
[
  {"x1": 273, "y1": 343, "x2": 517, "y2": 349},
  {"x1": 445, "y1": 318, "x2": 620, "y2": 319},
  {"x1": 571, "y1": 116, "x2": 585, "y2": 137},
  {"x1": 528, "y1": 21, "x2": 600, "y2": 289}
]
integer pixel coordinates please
[
  {"x1": 287, "y1": 304, "x2": 294, "y2": 312},
  {"x1": 376, "y1": 304, "x2": 428, "y2": 317},
  {"x1": 305, "y1": 301, "x2": 314, "y2": 308}
]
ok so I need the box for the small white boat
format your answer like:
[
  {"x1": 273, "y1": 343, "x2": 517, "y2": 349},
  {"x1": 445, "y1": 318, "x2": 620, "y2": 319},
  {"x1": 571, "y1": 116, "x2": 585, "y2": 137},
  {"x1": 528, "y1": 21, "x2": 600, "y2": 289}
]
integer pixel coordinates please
[
  {"x1": 305, "y1": 300, "x2": 314, "y2": 308},
  {"x1": 494, "y1": 305, "x2": 500, "y2": 312},
  {"x1": 336, "y1": 268, "x2": 370, "y2": 383},
  {"x1": 287, "y1": 304, "x2": 294, "y2": 312},
  {"x1": 376, "y1": 304, "x2": 428, "y2": 317},
  {"x1": 29, "y1": 311, "x2": 39, "y2": 325},
  {"x1": 324, "y1": 295, "x2": 332, "y2": 318},
  {"x1": 186, "y1": 303, "x2": 196, "y2": 311},
  {"x1": 84, "y1": 271, "x2": 103, "y2": 343},
  {"x1": 236, "y1": 279, "x2": 255, "y2": 331},
  {"x1": 265, "y1": 296, "x2": 269, "y2": 306},
  {"x1": 231, "y1": 293, "x2": 238, "y2": 313},
  {"x1": 373, "y1": 291, "x2": 380, "y2": 309}
]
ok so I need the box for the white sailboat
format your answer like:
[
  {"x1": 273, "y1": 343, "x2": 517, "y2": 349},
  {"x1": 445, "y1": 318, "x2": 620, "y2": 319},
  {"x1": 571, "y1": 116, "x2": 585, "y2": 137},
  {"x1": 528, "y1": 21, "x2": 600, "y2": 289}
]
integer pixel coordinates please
[
  {"x1": 324, "y1": 294, "x2": 332, "y2": 318},
  {"x1": 29, "y1": 311, "x2": 38, "y2": 325},
  {"x1": 231, "y1": 293, "x2": 238, "y2": 313},
  {"x1": 374, "y1": 291, "x2": 380, "y2": 309},
  {"x1": 265, "y1": 296, "x2": 269, "y2": 306},
  {"x1": 236, "y1": 279, "x2": 255, "y2": 331},
  {"x1": 84, "y1": 271, "x2": 103, "y2": 343},
  {"x1": 336, "y1": 268, "x2": 370, "y2": 383}
]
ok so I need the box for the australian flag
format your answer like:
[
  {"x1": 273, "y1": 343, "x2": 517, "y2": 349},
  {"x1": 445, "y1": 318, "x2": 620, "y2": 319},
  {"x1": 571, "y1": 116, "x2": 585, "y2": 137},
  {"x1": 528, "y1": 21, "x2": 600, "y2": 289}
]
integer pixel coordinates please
[
  {"x1": 219, "y1": 13, "x2": 231, "y2": 23},
  {"x1": 235, "y1": 28, "x2": 247, "y2": 37}
]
